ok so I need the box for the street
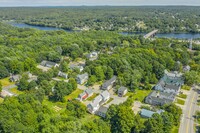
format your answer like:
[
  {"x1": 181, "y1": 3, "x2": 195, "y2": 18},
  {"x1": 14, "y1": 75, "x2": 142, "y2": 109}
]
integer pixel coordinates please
[{"x1": 179, "y1": 87, "x2": 199, "y2": 133}]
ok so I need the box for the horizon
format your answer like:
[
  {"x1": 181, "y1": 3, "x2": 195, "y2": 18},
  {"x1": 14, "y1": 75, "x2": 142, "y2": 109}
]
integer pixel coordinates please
[{"x1": 0, "y1": 0, "x2": 200, "y2": 7}]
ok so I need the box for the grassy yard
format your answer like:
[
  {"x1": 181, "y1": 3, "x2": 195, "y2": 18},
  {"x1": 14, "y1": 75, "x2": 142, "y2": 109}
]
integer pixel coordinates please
[
  {"x1": 80, "y1": 113, "x2": 99, "y2": 124},
  {"x1": 65, "y1": 89, "x2": 83, "y2": 100},
  {"x1": 43, "y1": 97, "x2": 66, "y2": 113},
  {"x1": 176, "y1": 98, "x2": 185, "y2": 105},
  {"x1": 10, "y1": 87, "x2": 24, "y2": 95},
  {"x1": 0, "y1": 97, "x2": 4, "y2": 104},
  {"x1": 182, "y1": 85, "x2": 191, "y2": 91},
  {"x1": 178, "y1": 94, "x2": 187, "y2": 99},
  {"x1": 127, "y1": 89, "x2": 152, "y2": 102},
  {"x1": 87, "y1": 93, "x2": 99, "y2": 101},
  {"x1": 0, "y1": 77, "x2": 15, "y2": 87}
]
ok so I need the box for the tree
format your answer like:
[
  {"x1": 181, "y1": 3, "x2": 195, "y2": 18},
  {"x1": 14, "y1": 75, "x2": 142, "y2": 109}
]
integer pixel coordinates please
[
  {"x1": 65, "y1": 100, "x2": 87, "y2": 118},
  {"x1": 0, "y1": 66, "x2": 9, "y2": 79},
  {"x1": 106, "y1": 66, "x2": 114, "y2": 79},
  {"x1": 161, "y1": 112, "x2": 174, "y2": 133},
  {"x1": 28, "y1": 81, "x2": 37, "y2": 90},
  {"x1": 144, "y1": 114, "x2": 164, "y2": 133},
  {"x1": 68, "y1": 78, "x2": 77, "y2": 90},
  {"x1": 53, "y1": 81, "x2": 68, "y2": 102},
  {"x1": 87, "y1": 75, "x2": 97, "y2": 86},
  {"x1": 184, "y1": 71, "x2": 200, "y2": 85},
  {"x1": 18, "y1": 78, "x2": 29, "y2": 91},
  {"x1": 94, "y1": 66, "x2": 105, "y2": 81}
]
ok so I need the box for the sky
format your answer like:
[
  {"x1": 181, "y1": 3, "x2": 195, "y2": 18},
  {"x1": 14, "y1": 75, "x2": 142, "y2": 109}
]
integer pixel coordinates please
[{"x1": 0, "y1": 0, "x2": 200, "y2": 7}]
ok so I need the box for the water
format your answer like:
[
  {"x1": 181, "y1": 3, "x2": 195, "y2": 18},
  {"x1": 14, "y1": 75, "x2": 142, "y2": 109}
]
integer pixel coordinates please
[
  {"x1": 120, "y1": 32, "x2": 200, "y2": 39},
  {"x1": 8, "y1": 22, "x2": 200, "y2": 39}
]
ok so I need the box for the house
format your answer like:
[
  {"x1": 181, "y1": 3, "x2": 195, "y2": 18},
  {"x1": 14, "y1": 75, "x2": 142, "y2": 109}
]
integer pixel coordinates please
[
  {"x1": 10, "y1": 75, "x2": 21, "y2": 82},
  {"x1": 69, "y1": 64, "x2": 84, "y2": 72},
  {"x1": 97, "y1": 106, "x2": 108, "y2": 118},
  {"x1": 87, "y1": 51, "x2": 98, "y2": 60},
  {"x1": 0, "y1": 90, "x2": 14, "y2": 98},
  {"x1": 140, "y1": 109, "x2": 164, "y2": 118},
  {"x1": 26, "y1": 72, "x2": 38, "y2": 83},
  {"x1": 76, "y1": 73, "x2": 89, "y2": 84},
  {"x1": 183, "y1": 65, "x2": 191, "y2": 72},
  {"x1": 58, "y1": 71, "x2": 68, "y2": 79},
  {"x1": 145, "y1": 91, "x2": 176, "y2": 106},
  {"x1": 102, "y1": 76, "x2": 117, "y2": 90},
  {"x1": 87, "y1": 90, "x2": 110, "y2": 114},
  {"x1": 100, "y1": 90, "x2": 110, "y2": 103},
  {"x1": 118, "y1": 86, "x2": 128, "y2": 97},
  {"x1": 154, "y1": 70, "x2": 184, "y2": 95},
  {"x1": 40, "y1": 60, "x2": 59, "y2": 68},
  {"x1": 87, "y1": 95, "x2": 102, "y2": 114},
  {"x1": 78, "y1": 88, "x2": 93, "y2": 101}
]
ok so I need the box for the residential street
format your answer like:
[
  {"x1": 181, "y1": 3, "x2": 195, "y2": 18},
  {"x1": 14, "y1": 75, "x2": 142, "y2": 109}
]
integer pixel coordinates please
[{"x1": 179, "y1": 87, "x2": 199, "y2": 133}]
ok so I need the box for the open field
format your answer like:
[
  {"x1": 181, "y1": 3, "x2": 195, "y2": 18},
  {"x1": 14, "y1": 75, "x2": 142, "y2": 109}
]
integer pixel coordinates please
[
  {"x1": 0, "y1": 77, "x2": 15, "y2": 87},
  {"x1": 65, "y1": 89, "x2": 83, "y2": 100},
  {"x1": 127, "y1": 89, "x2": 152, "y2": 102}
]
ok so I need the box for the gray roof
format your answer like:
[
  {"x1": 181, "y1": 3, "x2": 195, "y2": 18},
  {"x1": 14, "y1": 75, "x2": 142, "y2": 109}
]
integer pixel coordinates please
[
  {"x1": 118, "y1": 86, "x2": 128, "y2": 92},
  {"x1": 147, "y1": 91, "x2": 175, "y2": 103},
  {"x1": 85, "y1": 88, "x2": 93, "y2": 95},
  {"x1": 77, "y1": 73, "x2": 88, "y2": 80},
  {"x1": 98, "y1": 106, "x2": 108, "y2": 114},
  {"x1": 140, "y1": 109, "x2": 155, "y2": 118},
  {"x1": 41, "y1": 60, "x2": 58, "y2": 67},
  {"x1": 102, "y1": 76, "x2": 117, "y2": 88}
]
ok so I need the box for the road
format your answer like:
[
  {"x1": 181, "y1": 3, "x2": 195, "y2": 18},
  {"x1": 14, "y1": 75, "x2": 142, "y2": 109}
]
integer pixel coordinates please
[{"x1": 179, "y1": 87, "x2": 199, "y2": 133}]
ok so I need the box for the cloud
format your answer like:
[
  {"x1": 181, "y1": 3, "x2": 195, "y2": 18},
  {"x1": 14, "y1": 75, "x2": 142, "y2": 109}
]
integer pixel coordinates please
[{"x1": 0, "y1": 0, "x2": 200, "y2": 6}]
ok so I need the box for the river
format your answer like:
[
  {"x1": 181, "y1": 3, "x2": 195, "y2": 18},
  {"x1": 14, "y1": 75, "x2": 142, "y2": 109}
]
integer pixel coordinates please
[{"x1": 8, "y1": 22, "x2": 200, "y2": 39}]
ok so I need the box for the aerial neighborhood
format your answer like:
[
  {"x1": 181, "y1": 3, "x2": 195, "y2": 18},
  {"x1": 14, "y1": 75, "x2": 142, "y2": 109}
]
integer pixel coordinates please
[{"x1": 1, "y1": 7, "x2": 200, "y2": 132}]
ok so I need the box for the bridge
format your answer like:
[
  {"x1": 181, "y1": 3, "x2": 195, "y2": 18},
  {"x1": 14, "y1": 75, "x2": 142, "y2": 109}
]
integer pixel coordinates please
[{"x1": 144, "y1": 30, "x2": 158, "y2": 39}]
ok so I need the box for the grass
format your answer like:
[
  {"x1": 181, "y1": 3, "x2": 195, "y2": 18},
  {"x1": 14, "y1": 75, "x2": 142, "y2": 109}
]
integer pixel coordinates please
[
  {"x1": 10, "y1": 87, "x2": 24, "y2": 95},
  {"x1": 43, "y1": 97, "x2": 66, "y2": 113},
  {"x1": 0, "y1": 97, "x2": 4, "y2": 104},
  {"x1": 80, "y1": 113, "x2": 99, "y2": 124},
  {"x1": 176, "y1": 98, "x2": 185, "y2": 105},
  {"x1": 171, "y1": 126, "x2": 179, "y2": 133},
  {"x1": 182, "y1": 85, "x2": 191, "y2": 91},
  {"x1": 126, "y1": 89, "x2": 152, "y2": 102},
  {"x1": 0, "y1": 77, "x2": 15, "y2": 87},
  {"x1": 65, "y1": 89, "x2": 83, "y2": 100},
  {"x1": 104, "y1": 98, "x2": 114, "y2": 105},
  {"x1": 178, "y1": 94, "x2": 187, "y2": 99},
  {"x1": 87, "y1": 93, "x2": 99, "y2": 101}
]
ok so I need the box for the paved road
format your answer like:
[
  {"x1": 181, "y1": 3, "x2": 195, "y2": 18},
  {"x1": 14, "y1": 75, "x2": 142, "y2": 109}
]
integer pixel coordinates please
[
  {"x1": 3, "y1": 85, "x2": 17, "y2": 90},
  {"x1": 179, "y1": 87, "x2": 199, "y2": 133}
]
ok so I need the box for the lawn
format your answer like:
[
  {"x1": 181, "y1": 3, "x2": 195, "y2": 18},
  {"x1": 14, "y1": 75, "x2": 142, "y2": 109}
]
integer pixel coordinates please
[
  {"x1": 87, "y1": 93, "x2": 99, "y2": 101},
  {"x1": 178, "y1": 94, "x2": 187, "y2": 99},
  {"x1": 10, "y1": 87, "x2": 24, "y2": 95},
  {"x1": 0, "y1": 77, "x2": 15, "y2": 87},
  {"x1": 182, "y1": 85, "x2": 191, "y2": 91},
  {"x1": 176, "y1": 98, "x2": 185, "y2": 105},
  {"x1": 0, "y1": 97, "x2": 4, "y2": 104},
  {"x1": 65, "y1": 89, "x2": 83, "y2": 100},
  {"x1": 43, "y1": 97, "x2": 66, "y2": 113},
  {"x1": 80, "y1": 113, "x2": 99, "y2": 124},
  {"x1": 127, "y1": 89, "x2": 152, "y2": 102}
]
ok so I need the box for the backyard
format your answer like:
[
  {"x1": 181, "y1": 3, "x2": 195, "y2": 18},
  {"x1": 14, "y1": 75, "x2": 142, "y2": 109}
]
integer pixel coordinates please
[
  {"x1": 0, "y1": 77, "x2": 15, "y2": 87},
  {"x1": 127, "y1": 89, "x2": 152, "y2": 102}
]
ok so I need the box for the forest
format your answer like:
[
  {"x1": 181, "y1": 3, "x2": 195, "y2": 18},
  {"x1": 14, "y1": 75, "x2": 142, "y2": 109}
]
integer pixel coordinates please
[
  {"x1": 0, "y1": 6, "x2": 200, "y2": 33},
  {"x1": 0, "y1": 19, "x2": 200, "y2": 133}
]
